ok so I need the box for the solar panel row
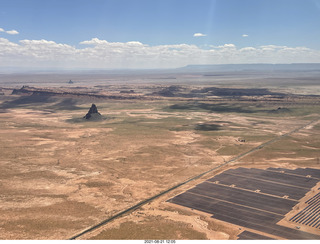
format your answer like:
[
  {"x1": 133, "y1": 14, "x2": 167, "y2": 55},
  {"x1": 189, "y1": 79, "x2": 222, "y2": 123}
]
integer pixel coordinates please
[
  {"x1": 226, "y1": 167, "x2": 319, "y2": 189},
  {"x1": 267, "y1": 168, "x2": 320, "y2": 179},
  {"x1": 237, "y1": 230, "x2": 275, "y2": 240},
  {"x1": 207, "y1": 171, "x2": 309, "y2": 200},
  {"x1": 306, "y1": 191, "x2": 320, "y2": 204}
]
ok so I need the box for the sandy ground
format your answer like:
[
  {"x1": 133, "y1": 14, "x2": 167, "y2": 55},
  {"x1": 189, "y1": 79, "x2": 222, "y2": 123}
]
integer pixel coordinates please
[{"x1": 0, "y1": 83, "x2": 319, "y2": 239}]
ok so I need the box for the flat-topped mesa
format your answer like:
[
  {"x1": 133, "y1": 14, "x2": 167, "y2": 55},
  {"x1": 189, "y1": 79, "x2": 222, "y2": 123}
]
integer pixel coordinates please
[{"x1": 84, "y1": 104, "x2": 102, "y2": 120}]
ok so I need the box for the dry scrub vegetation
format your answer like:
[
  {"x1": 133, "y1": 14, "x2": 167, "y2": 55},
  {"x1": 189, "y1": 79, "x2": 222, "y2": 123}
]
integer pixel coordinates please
[{"x1": 0, "y1": 77, "x2": 319, "y2": 239}]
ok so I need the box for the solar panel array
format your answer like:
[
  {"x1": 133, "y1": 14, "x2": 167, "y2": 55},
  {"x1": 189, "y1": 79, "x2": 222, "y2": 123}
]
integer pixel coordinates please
[
  {"x1": 168, "y1": 167, "x2": 320, "y2": 240},
  {"x1": 290, "y1": 190, "x2": 320, "y2": 229}
]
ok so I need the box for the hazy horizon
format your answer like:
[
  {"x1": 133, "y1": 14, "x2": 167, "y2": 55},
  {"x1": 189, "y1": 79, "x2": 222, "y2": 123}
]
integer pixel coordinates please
[{"x1": 1, "y1": 62, "x2": 320, "y2": 73}]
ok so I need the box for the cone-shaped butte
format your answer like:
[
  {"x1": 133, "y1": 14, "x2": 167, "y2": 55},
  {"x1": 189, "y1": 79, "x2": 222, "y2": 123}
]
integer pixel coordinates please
[{"x1": 84, "y1": 104, "x2": 102, "y2": 120}]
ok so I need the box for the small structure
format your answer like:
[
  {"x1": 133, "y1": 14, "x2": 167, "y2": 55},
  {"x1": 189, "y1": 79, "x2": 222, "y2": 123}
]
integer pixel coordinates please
[
  {"x1": 84, "y1": 104, "x2": 102, "y2": 120},
  {"x1": 68, "y1": 80, "x2": 74, "y2": 84}
]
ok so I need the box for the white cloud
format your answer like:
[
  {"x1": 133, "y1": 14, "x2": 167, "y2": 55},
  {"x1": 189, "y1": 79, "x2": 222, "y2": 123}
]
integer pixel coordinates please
[
  {"x1": 80, "y1": 38, "x2": 109, "y2": 45},
  {"x1": 0, "y1": 37, "x2": 320, "y2": 69},
  {"x1": 0, "y1": 37, "x2": 20, "y2": 54},
  {"x1": 0, "y1": 28, "x2": 19, "y2": 35},
  {"x1": 193, "y1": 33, "x2": 206, "y2": 37},
  {"x1": 220, "y1": 44, "x2": 236, "y2": 48},
  {"x1": 239, "y1": 47, "x2": 256, "y2": 52},
  {"x1": 242, "y1": 34, "x2": 248, "y2": 37},
  {"x1": 6, "y1": 30, "x2": 19, "y2": 35}
]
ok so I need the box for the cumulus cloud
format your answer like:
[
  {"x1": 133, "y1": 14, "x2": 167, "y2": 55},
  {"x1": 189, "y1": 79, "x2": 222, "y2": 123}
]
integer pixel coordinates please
[
  {"x1": 242, "y1": 34, "x2": 248, "y2": 37},
  {"x1": 0, "y1": 37, "x2": 320, "y2": 69},
  {"x1": 6, "y1": 30, "x2": 19, "y2": 35},
  {"x1": 80, "y1": 38, "x2": 109, "y2": 45},
  {"x1": 0, "y1": 28, "x2": 19, "y2": 35},
  {"x1": 193, "y1": 33, "x2": 206, "y2": 37},
  {"x1": 220, "y1": 44, "x2": 236, "y2": 48}
]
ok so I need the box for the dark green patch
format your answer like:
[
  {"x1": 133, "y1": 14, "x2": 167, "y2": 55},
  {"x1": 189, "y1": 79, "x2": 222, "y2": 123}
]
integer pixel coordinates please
[
  {"x1": 0, "y1": 96, "x2": 82, "y2": 111},
  {"x1": 168, "y1": 102, "x2": 255, "y2": 114},
  {"x1": 85, "y1": 181, "x2": 115, "y2": 188},
  {"x1": 195, "y1": 123, "x2": 222, "y2": 131},
  {"x1": 65, "y1": 116, "x2": 109, "y2": 123}
]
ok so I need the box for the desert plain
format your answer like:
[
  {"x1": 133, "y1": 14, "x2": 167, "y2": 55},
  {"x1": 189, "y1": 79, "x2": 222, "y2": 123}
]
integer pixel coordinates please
[{"x1": 0, "y1": 69, "x2": 320, "y2": 239}]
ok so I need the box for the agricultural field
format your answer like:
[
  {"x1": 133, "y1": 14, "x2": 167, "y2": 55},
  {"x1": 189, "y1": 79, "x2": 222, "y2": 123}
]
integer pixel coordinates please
[{"x1": 0, "y1": 71, "x2": 319, "y2": 239}]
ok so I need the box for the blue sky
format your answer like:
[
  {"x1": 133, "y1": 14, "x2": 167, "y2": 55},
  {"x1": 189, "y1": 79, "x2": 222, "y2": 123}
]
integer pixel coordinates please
[{"x1": 1, "y1": 0, "x2": 320, "y2": 69}]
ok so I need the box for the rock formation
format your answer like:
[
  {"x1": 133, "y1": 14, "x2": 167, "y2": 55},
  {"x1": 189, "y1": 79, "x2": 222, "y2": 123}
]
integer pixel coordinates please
[{"x1": 84, "y1": 104, "x2": 102, "y2": 120}]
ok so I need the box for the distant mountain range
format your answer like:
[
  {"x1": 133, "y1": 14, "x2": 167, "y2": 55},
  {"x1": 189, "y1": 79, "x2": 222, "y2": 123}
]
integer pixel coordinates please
[
  {"x1": 1, "y1": 63, "x2": 320, "y2": 74},
  {"x1": 177, "y1": 63, "x2": 320, "y2": 72}
]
